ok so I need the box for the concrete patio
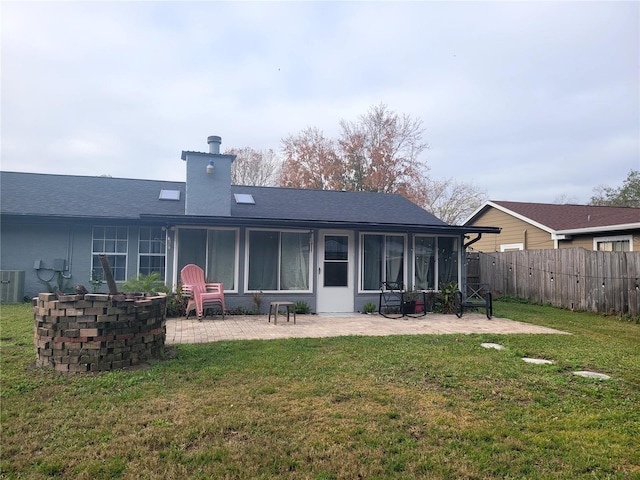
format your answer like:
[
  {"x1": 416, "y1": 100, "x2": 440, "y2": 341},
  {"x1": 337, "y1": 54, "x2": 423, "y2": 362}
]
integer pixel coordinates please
[{"x1": 165, "y1": 312, "x2": 569, "y2": 344}]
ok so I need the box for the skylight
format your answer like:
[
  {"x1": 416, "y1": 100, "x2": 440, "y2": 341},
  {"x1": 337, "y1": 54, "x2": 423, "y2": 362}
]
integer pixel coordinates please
[
  {"x1": 159, "y1": 189, "x2": 181, "y2": 201},
  {"x1": 234, "y1": 193, "x2": 255, "y2": 205}
]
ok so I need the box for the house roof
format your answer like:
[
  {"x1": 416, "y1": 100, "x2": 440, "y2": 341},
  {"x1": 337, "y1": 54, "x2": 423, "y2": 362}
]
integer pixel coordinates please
[
  {"x1": 2, "y1": 172, "x2": 497, "y2": 234},
  {"x1": 464, "y1": 200, "x2": 640, "y2": 234},
  {"x1": 229, "y1": 184, "x2": 446, "y2": 225},
  {"x1": 0, "y1": 172, "x2": 187, "y2": 219}
]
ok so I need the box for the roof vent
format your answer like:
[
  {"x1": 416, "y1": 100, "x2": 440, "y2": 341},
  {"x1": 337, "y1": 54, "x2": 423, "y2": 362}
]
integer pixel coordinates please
[{"x1": 208, "y1": 136, "x2": 222, "y2": 154}]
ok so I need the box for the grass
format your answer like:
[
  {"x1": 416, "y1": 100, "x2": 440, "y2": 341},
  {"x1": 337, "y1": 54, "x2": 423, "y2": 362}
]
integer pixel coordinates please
[{"x1": 1, "y1": 300, "x2": 639, "y2": 479}]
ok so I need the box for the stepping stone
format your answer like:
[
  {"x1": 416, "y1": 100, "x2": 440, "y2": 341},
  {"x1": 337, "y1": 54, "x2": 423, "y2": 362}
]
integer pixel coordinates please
[
  {"x1": 481, "y1": 343, "x2": 505, "y2": 350},
  {"x1": 522, "y1": 357, "x2": 554, "y2": 365},
  {"x1": 573, "y1": 371, "x2": 611, "y2": 380}
]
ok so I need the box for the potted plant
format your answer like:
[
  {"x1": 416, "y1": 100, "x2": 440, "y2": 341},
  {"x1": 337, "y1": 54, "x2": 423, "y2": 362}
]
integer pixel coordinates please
[{"x1": 402, "y1": 290, "x2": 420, "y2": 314}]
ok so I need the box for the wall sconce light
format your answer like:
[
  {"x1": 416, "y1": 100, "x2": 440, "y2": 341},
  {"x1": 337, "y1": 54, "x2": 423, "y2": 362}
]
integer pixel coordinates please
[{"x1": 206, "y1": 160, "x2": 215, "y2": 175}]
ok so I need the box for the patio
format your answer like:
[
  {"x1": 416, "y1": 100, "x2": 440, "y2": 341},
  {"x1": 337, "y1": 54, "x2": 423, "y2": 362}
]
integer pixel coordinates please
[{"x1": 165, "y1": 312, "x2": 569, "y2": 344}]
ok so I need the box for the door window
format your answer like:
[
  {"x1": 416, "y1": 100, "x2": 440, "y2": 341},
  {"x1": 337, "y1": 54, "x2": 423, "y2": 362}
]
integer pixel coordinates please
[{"x1": 324, "y1": 235, "x2": 348, "y2": 287}]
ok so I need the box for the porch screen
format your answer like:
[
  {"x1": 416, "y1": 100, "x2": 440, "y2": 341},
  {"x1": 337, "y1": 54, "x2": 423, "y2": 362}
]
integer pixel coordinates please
[
  {"x1": 414, "y1": 236, "x2": 435, "y2": 290},
  {"x1": 438, "y1": 237, "x2": 459, "y2": 286},
  {"x1": 362, "y1": 234, "x2": 405, "y2": 290},
  {"x1": 248, "y1": 230, "x2": 310, "y2": 291},
  {"x1": 177, "y1": 228, "x2": 236, "y2": 290},
  {"x1": 177, "y1": 229, "x2": 206, "y2": 271},
  {"x1": 207, "y1": 230, "x2": 236, "y2": 290}
]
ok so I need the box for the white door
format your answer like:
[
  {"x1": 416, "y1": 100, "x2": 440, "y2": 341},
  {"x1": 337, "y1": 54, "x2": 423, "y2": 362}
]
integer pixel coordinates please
[{"x1": 316, "y1": 231, "x2": 354, "y2": 313}]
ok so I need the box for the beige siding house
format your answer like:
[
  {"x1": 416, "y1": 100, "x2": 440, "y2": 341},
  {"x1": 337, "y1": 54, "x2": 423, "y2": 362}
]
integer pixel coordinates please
[{"x1": 463, "y1": 201, "x2": 640, "y2": 252}]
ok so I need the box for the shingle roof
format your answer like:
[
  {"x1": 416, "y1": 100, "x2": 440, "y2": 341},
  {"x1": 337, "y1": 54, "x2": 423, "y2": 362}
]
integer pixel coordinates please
[
  {"x1": 232, "y1": 185, "x2": 447, "y2": 226},
  {"x1": 0, "y1": 172, "x2": 186, "y2": 219},
  {"x1": 1, "y1": 171, "x2": 447, "y2": 227},
  {"x1": 486, "y1": 200, "x2": 640, "y2": 231}
]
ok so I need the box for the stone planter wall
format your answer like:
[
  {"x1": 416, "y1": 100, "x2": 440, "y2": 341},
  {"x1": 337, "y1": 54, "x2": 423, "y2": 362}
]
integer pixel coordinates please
[{"x1": 34, "y1": 292, "x2": 167, "y2": 373}]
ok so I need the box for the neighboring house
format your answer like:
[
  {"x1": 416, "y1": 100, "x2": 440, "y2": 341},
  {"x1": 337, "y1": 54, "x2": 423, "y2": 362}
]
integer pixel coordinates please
[
  {"x1": 463, "y1": 200, "x2": 640, "y2": 252},
  {"x1": 1, "y1": 135, "x2": 499, "y2": 312}
]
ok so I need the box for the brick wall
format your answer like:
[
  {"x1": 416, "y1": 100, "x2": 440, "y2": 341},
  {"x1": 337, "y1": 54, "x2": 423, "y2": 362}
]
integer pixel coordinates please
[{"x1": 34, "y1": 292, "x2": 167, "y2": 373}]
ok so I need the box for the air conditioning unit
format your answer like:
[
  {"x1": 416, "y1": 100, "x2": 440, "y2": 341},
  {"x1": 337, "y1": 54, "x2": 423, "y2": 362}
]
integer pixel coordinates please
[{"x1": 1, "y1": 270, "x2": 25, "y2": 303}]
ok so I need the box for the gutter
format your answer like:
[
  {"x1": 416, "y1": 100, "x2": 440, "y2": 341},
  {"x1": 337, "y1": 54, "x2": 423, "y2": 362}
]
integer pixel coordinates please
[{"x1": 139, "y1": 214, "x2": 502, "y2": 235}]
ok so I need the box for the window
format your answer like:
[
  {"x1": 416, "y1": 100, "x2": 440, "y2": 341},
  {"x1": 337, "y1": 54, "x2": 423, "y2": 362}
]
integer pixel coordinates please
[
  {"x1": 500, "y1": 243, "x2": 524, "y2": 252},
  {"x1": 361, "y1": 234, "x2": 405, "y2": 291},
  {"x1": 247, "y1": 230, "x2": 311, "y2": 291},
  {"x1": 413, "y1": 236, "x2": 460, "y2": 290},
  {"x1": 438, "y1": 237, "x2": 459, "y2": 286},
  {"x1": 234, "y1": 193, "x2": 255, "y2": 204},
  {"x1": 138, "y1": 227, "x2": 166, "y2": 279},
  {"x1": 92, "y1": 227, "x2": 128, "y2": 282},
  {"x1": 414, "y1": 236, "x2": 435, "y2": 290},
  {"x1": 159, "y1": 189, "x2": 180, "y2": 201},
  {"x1": 323, "y1": 235, "x2": 349, "y2": 287},
  {"x1": 177, "y1": 228, "x2": 237, "y2": 291},
  {"x1": 594, "y1": 235, "x2": 632, "y2": 252}
]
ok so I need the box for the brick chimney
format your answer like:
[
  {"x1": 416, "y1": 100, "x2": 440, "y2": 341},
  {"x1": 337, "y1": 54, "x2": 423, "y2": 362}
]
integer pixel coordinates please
[{"x1": 181, "y1": 136, "x2": 235, "y2": 216}]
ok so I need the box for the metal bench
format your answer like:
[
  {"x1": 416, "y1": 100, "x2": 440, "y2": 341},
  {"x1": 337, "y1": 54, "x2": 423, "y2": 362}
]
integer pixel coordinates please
[
  {"x1": 454, "y1": 283, "x2": 493, "y2": 319},
  {"x1": 378, "y1": 282, "x2": 427, "y2": 319}
]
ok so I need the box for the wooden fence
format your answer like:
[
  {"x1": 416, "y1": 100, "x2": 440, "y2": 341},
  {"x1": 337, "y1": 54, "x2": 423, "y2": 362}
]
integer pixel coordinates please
[{"x1": 474, "y1": 249, "x2": 640, "y2": 317}]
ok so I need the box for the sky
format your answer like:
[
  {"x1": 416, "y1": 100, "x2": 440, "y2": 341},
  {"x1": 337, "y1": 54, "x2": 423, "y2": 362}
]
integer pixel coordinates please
[{"x1": 2, "y1": 1, "x2": 639, "y2": 205}]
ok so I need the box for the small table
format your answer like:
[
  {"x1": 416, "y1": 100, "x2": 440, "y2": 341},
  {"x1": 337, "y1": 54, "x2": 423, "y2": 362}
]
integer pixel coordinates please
[{"x1": 268, "y1": 301, "x2": 296, "y2": 324}]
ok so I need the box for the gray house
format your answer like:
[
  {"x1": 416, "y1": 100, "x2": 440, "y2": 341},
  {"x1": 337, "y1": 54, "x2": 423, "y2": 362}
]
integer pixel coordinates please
[{"x1": 1, "y1": 136, "x2": 499, "y2": 312}]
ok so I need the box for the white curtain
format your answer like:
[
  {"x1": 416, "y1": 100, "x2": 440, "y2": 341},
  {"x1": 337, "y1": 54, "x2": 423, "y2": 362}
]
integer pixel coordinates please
[
  {"x1": 415, "y1": 236, "x2": 435, "y2": 290},
  {"x1": 385, "y1": 235, "x2": 404, "y2": 286},
  {"x1": 280, "y1": 232, "x2": 309, "y2": 290},
  {"x1": 207, "y1": 230, "x2": 236, "y2": 289},
  {"x1": 438, "y1": 237, "x2": 459, "y2": 287}
]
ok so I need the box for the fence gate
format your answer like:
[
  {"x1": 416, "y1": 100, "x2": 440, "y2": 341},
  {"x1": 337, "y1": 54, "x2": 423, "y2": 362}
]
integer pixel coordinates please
[{"x1": 465, "y1": 252, "x2": 481, "y2": 288}]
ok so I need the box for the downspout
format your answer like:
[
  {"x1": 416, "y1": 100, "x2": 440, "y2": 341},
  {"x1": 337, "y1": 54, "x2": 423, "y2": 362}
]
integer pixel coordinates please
[
  {"x1": 461, "y1": 234, "x2": 483, "y2": 294},
  {"x1": 464, "y1": 233, "x2": 482, "y2": 250}
]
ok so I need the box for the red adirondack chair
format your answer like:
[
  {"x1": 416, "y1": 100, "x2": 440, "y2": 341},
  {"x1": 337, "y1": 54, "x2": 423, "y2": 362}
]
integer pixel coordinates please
[{"x1": 180, "y1": 264, "x2": 225, "y2": 319}]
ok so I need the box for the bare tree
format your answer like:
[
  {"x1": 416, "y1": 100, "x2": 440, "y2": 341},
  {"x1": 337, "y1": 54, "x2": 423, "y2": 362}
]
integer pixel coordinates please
[
  {"x1": 552, "y1": 194, "x2": 579, "y2": 204},
  {"x1": 226, "y1": 147, "x2": 280, "y2": 186},
  {"x1": 419, "y1": 177, "x2": 488, "y2": 225}
]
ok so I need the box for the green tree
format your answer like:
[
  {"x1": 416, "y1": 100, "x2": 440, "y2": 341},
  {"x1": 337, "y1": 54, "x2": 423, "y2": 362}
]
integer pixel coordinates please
[{"x1": 590, "y1": 169, "x2": 640, "y2": 207}]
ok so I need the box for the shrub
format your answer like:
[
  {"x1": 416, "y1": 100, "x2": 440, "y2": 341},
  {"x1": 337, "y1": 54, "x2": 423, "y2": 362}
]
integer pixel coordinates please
[
  {"x1": 295, "y1": 301, "x2": 311, "y2": 314},
  {"x1": 363, "y1": 302, "x2": 377, "y2": 314},
  {"x1": 121, "y1": 272, "x2": 169, "y2": 295},
  {"x1": 439, "y1": 282, "x2": 458, "y2": 314}
]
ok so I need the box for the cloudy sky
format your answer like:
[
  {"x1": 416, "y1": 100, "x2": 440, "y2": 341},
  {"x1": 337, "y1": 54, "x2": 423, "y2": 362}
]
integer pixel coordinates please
[{"x1": 2, "y1": 1, "x2": 638, "y2": 204}]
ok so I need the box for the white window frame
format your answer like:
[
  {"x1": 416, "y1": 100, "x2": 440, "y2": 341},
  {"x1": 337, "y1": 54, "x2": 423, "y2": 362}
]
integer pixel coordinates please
[
  {"x1": 593, "y1": 235, "x2": 633, "y2": 252},
  {"x1": 500, "y1": 243, "x2": 524, "y2": 252},
  {"x1": 245, "y1": 228, "x2": 313, "y2": 293},
  {"x1": 137, "y1": 227, "x2": 166, "y2": 280},
  {"x1": 91, "y1": 226, "x2": 129, "y2": 282},
  {"x1": 358, "y1": 232, "x2": 408, "y2": 293}
]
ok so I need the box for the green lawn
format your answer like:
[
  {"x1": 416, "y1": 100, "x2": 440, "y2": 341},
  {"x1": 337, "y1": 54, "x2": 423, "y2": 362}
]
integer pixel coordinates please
[{"x1": 1, "y1": 300, "x2": 639, "y2": 479}]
